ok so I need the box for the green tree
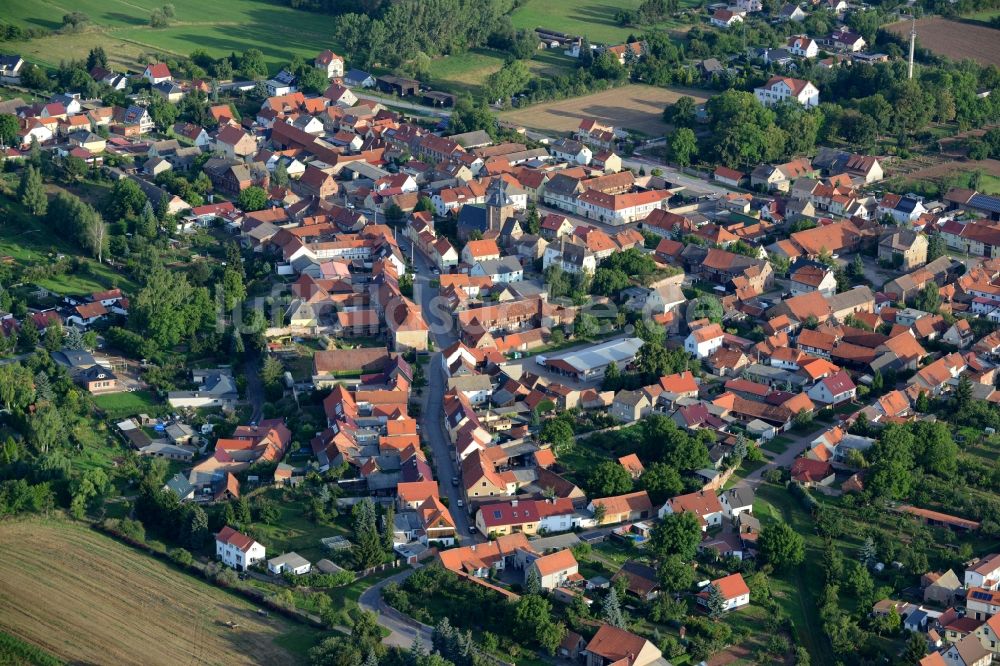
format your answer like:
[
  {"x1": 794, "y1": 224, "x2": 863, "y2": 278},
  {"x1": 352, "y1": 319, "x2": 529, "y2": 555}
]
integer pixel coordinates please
[
  {"x1": 649, "y1": 510, "x2": 701, "y2": 561},
  {"x1": 238, "y1": 186, "x2": 267, "y2": 212},
  {"x1": 915, "y1": 282, "x2": 940, "y2": 314},
  {"x1": 587, "y1": 461, "x2": 634, "y2": 497},
  {"x1": 657, "y1": 554, "x2": 694, "y2": 592},
  {"x1": 601, "y1": 587, "x2": 627, "y2": 628},
  {"x1": 667, "y1": 127, "x2": 697, "y2": 167},
  {"x1": 663, "y1": 96, "x2": 696, "y2": 128},
  {"x1": 0, "y1": 114, "x2": 19, "y2": 147},
  {"x1": 18, "y1": 165, "x2": 47, "y2": 216},
  {"x1": 105, "y1": 178, "x2": 148, "y2": 221},
  {"x1": 706, "y1": 582, "x2": 725, "y2": 620},
  {"x1": 540, "y1": 417, "x2": 574, "y2": 452},
  {"x1": 759, "y1": 521, "x2": 805, "y2": 570},
  {"x1": 524, "y1": 566, "x2": 542, "y2": 595},
  {"x1": 640, "y1": 462, "x2": 683, "y2": 505}
]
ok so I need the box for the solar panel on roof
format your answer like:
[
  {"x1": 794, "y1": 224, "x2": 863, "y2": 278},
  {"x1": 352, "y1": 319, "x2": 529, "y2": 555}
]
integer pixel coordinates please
[
  {"x1": 971, "y1": 591, "x2": 992, "y2": 600},
  {"x1": 970, "y1": 194, "x2": 1000, "y2": 215}
]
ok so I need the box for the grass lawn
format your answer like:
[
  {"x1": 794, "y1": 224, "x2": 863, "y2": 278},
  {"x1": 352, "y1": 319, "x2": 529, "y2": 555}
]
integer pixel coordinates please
[
  {"x1": 509, "y1": 0, "x2": 698, "y2": 44},
  {"x1": 4, "y1": 0, "x2": 343, "y2": 74},
  {"x1": 92, "y1": 390, "x2": 166, "y2": 419},
  {"x1": 425, "y1": 49, "x2": 508, "y2": 96},
  {"x1": 249, "y1": 488, "x2": 353, "y2": 564},
  {"x1": 762, "y1": 435, "x2": 794, "y2": 455},
  {"x1": 558, "y1": 438, "x2": 612, "y2": 486},
  {"x1": 754, "y1": 484, "x2": 833, "y2": 666},
  {"x1": 325, "y1": 565, "x2": 404, "y2": 627},
  {"x1": 722, "y1": 457, "x2": 766, "y2": 489},
  {"x1": 0, "y1": 190, "x2": 137, "y2": 296}
]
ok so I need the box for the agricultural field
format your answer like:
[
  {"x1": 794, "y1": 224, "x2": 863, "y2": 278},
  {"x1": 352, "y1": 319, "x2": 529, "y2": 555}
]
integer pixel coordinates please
[
  {"x1": 498, "y1": 84, "x2": 711, "y2": 135},
  {"x1": 885, "y1": 17, "x2": 1000, "y2": 67},
  {"x1": 0, "y1": 519, "x2": 313, "y2": 665},
  {"x1": 889, "y1": 158, "x2": 1000, "y2": 196},
  {"x1": 510, "y1": 0, "x2": 699, "y2": 44},
  {"x1": 3, "y1": 0, "x2": 343, "y2": 73}
]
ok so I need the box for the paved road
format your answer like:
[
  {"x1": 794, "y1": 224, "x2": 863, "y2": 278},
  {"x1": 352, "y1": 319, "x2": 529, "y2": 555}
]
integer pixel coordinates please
[
  {"x1": 359, "y1": 567, "x2": 433, "y2": 648},
  {"x1": 243, "y1": 357, "x2": 264, "y2": 423},
  {"x1": 407, "y1": 241, "x2": 476, "y2": 541},
  {"x1": 732, "y1": 424, "x2": 829, "y2": 491},
  {"x1": 355, "y1": 92, "x2": 451, "y2": 119}
]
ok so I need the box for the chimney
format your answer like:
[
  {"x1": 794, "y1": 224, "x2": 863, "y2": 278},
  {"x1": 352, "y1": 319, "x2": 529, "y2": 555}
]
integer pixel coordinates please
[{"x1": 511, "y1": 499, "x2": 518, "y2": 507}]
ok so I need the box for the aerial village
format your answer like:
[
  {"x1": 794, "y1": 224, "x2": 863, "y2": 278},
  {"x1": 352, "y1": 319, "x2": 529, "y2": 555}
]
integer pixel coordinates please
[{"x1": 2, "y1": 2, "x2": 1000, "y2": 664}]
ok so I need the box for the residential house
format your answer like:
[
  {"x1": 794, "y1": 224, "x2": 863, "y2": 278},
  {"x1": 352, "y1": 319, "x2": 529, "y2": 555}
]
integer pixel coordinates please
[
  {"x1": 685, "y1": 323, "x2": 725, "y2": 358},
  {"x1": 806, "y1": 370, "x2": 857, "y2": 405},
  {"x1": 143, "y1": 63, "x2": 172, "y2": 84},
  {"x1": 610, "y1": 389, "x2": 653, "y2": 422},
  {"x1": 588, "y1": 491, "x2": 653, "y2": 525},
  {"x1": 583, "y1": 624, "x2": 664, "y2": 666},
  {"x1": 788, "y1": 35, "x2": 819, "y2": 57},
  {"x1": 711, "y1": 9, "x2": 745, "y2": 27},
  {"x1": 697, "y1": 573, "x2": 751, "y2": 612},
  {"x1": 659, "y1": 490, "x2": 725, "y2": 530},
  {"x1": 314, "y1": 50, "x2": 344, "y2": 78},
  {"x1": 754, "y1": 76, "x2": 820, "y2": 107},
  {"x1": 215, "y1": 125, "x2": 257, "y2": 160},
  {"x1": 529, "y1": 549, "x2": 580, "y2": 590},
  {"x1": 879, "y1": 230, "x2": 928, "y2": 270},
  {"x1": 215, "y1": 526, "x2": 265, "y2": 571},
  {"x1": 613, "y1": 561, "x2": 660, "y2": 600},
  {"x1": 966, "y1": 554, "x2": 1000, "y2": 591}
]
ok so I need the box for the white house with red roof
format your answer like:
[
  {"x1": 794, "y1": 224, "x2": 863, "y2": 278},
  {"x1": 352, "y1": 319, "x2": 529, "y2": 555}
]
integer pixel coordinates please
[
  {"x1": 143, "y1": 63, "x2": 172, "y2": 85},
  {"x1": 314, "y1": 50, "x2": 345, "y2": 78},
  {"x1": 754, "y1": 76, "x2": 819, "y2": 108},
  {"x1": 711, "y1": 9, "x2": 745, "y2": 27},
  {"x1": 685, "y1": 322, "x2": 725, "y2": 358},
  {"x1": 788, "y1": 35, "x2": 819, "y2": 58},
  {"x1": 216, "y1": 526, "x2": 265, "y2": 570},
  {"x1": 807, "y1": 369, "x2": 857, "y2": 405},
  {"x1": 659, "y1": 490, "x2": 724, "y2": 529},
  {"x1": 697, "y1": 572, "x2": 750, "y2": 612},
  {"x1": 967, "y1": 554, "x2": 1000, "y2": 591}
]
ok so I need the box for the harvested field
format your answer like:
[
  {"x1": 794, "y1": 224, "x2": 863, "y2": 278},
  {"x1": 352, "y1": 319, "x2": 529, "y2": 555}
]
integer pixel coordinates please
[
  {"x1": 885, "y1": 17, "x2": 1000, "y2": 67},
  {"x1": 499, "y1": 85, "x2": 711, "y2": 135},
  {"x1": 0, "y1": 519, "x2": 303, "y2": 666},
  {"x1": 903, "y1": 158, "x2": 1000, "y2": 181}
]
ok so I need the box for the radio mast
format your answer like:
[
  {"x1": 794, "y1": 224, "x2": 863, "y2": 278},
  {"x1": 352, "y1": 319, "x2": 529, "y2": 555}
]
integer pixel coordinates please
[{"x1": 908, "y1": 16, "x2": 916, "y2": 79}]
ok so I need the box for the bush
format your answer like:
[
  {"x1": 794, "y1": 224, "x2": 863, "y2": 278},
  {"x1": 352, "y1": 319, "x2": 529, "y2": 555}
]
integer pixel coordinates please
[{"x1": 170, "y1": 547, "x2": 193, "y2": 566}]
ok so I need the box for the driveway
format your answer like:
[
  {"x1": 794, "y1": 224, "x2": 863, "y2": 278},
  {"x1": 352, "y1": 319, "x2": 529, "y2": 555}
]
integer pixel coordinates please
[
  {"x1": 359, "y1": 568, "x2": 433, "y2": 649},
  {"x1": 733, "y1": 424, "x2": 828, "y2": 491}
]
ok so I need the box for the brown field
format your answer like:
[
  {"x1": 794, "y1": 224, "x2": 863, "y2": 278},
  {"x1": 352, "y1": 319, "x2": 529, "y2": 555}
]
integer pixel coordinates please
[
  {"x1": 886, "y1": 17, "x2": 1000, "y2": 67},
  {"x1": 902, "y1": 157, "x2": 1000, "y2": 180},
  {"x1": 498, "y1": 85, "x2": 712, "y2": 136},
  {"x1": 0, "y1": 519, "x2": 303, "y2": 666}
]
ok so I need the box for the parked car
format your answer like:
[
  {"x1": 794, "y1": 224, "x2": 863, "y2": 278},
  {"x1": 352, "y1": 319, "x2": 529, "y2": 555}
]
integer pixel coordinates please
[{"x1": 451, "y1": 476, "x2": 459, "y2": 486}]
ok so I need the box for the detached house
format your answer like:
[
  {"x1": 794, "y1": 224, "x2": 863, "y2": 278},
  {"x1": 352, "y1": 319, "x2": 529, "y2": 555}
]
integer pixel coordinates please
[
  {"x1": 584, "y1": 625, "x2": 664, "y2": 666},
  {"x1": 216, "y1": 526, "x2": 265, "y2": 571},
  {"x1": 314, "y1": 49, "x2": 344, "y2": 78},
  {"x1": 659, "y1": 490, "x2": 725, "y2": 530},
  {"x1": 215, "y1": 125, "x2": 257, "y2": 160},
  {"x1": 788, "y1": 35, "x2": 819, "y2": 58},
  {"x1": 806, "y1": 370, "x2": 857, "y2": 405},
  {"x1": 143, "y1": 62, "x2": 172, "y2": 84},
  {"x1": 685, "y1": 323, "x2": 725, "y2": 358},
  {"x1": 754, "y1": 76, "x2": 820, "y2": 108},
  {"x1": 697, "y1": 573, "x2": 751, "y2": 612}
]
